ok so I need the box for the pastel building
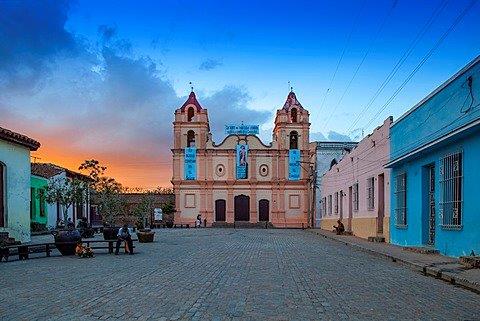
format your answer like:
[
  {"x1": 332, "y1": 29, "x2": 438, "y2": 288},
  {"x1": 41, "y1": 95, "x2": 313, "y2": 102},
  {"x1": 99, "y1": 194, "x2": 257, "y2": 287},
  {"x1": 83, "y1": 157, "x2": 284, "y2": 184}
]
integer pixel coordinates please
[
  {"x1": 0, "y1": 126, "x2": 40, "y2": 243},
  {"x1": 171, "y1": 91, "x2": 313, "y2": 227},
  {"x1": 314, "y1": 141, "x2": 358, "y2": 228},
  {"x1": 319, "y1": 117, "x2": 392, "y2": 240},
  {"x1": 387, "y1": 56, "x2": 480, "y2": 257},
  {"x1": 31, "y1": 163, "x2": 92, "y2": 229}
]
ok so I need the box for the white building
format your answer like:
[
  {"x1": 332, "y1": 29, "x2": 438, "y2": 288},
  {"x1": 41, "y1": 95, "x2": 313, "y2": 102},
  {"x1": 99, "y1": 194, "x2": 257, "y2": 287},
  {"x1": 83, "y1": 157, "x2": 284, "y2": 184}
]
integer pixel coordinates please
[
  {"x1": 314, "y1": 141, "x2": 358, "y2": 228},
  {"x1": 0, "y1": 126, "x2": 40, "y2": 243}
]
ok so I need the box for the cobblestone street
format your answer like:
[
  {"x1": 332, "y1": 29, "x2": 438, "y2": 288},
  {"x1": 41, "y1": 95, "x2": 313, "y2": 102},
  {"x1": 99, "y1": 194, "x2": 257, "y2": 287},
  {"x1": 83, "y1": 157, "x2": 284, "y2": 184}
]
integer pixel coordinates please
[{"x1": 1, "y1": 229, "x2": 479, "y2": 321}]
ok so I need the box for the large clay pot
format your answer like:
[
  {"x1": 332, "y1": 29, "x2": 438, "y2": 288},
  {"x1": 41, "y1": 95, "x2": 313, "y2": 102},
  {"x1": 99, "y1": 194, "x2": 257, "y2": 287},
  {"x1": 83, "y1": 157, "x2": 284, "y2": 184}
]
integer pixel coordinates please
[
  {"x1": 137, "y1": 230, "x2": 155, "y2": 243},
  {"x1": 53, "y1": 229, "x2": 81, "y2": 256},
  {"x1": 103, "y1": 227, "x2": 119, "y2": 240}
]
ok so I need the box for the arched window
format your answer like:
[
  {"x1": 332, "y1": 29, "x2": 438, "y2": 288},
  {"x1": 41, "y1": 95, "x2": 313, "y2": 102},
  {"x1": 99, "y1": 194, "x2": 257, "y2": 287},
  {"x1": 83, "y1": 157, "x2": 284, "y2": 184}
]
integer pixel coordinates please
[
  {"x1": 289, "y1": 131, "x2": 298, "y2": 150},
  {"x1": 187, "y1": 130, "x2": 196, "y2": 147},
  {"x1": 0, "y1": 162, "x2": 5, "y2": 227},
  {"x1": 187, "y1": 107, "x2": 194, "y2": 122},
  {"x1": 291, "y1": 108, "x2": 298, "y2": 123}
]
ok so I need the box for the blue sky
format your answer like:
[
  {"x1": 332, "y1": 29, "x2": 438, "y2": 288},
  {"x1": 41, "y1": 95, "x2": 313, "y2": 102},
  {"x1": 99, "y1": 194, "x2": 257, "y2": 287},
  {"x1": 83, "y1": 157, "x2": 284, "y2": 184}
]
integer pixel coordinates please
[{"x1": 1, "y1": 0, "x2": 479, "y2": 187}]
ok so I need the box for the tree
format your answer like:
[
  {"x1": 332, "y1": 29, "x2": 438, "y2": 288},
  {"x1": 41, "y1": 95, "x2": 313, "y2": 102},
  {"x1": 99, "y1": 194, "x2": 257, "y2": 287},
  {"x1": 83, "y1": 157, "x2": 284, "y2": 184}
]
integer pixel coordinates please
[
  {"x1": 43, "y1": 177, "x2": 86, "y2": 225},
  {"x1": 79, "y1": 159, "x2": 123, "y2": 225},
  {"x1": 131, "y1": 192, "x2": 156, "y2": 229}
]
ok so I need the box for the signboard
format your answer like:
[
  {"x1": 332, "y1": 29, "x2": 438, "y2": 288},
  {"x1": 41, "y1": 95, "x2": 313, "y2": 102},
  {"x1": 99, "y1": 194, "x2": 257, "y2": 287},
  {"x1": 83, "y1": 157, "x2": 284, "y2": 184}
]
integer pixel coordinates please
[
  {"x1": 184, "y1": 147, "x2": 197, "y2": 180},
  {"x1": 154, "y1": 208, "x2": 163, "y2": 221},
  {"x1": 225, "y1": 124, "x2": 259, "y2": 135},
  {"x1": 236, "y1": 144, "x2": 249, "y2": 179},
  {"x1": 289, "y1": 149, "x2": 300, "y2": 181}
]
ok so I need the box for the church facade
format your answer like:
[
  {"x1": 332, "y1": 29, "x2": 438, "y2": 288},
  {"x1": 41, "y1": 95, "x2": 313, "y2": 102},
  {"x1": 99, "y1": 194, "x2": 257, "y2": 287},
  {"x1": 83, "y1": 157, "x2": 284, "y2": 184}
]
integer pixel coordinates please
[{"x1": 171, "y1": 91, "x2": 313, "y2": 227}]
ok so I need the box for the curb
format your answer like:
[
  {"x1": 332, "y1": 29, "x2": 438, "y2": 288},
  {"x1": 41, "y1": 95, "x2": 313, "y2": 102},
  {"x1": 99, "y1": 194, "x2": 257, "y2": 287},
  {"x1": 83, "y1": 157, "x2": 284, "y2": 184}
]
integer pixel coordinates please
[{"x1": 307, "y1": 229, "x2": 480, "y2": 294}]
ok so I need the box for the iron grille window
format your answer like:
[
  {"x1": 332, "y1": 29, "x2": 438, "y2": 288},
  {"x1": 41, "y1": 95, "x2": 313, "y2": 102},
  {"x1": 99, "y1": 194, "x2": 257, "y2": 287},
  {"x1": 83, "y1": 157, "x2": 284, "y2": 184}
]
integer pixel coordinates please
[
  {"x1": 394, "y1": 173, "x2": 407, "y2": 226},
  {"x1": 322, "y1": 197, "x2": 327, "y2": 217},
  {"x1": 352, "y1": 183, "x2": 359, "y2": 211},
  {"x1": 367, "y1": 177, "x2": 375, "y2": 210},
  {"x1": 334, "y1": 192, "x2": 339, "y2": 214},
  {"x1": 328, "y1": 195, "x2": 332, "y2": 215},
  {"x1": 440, "y1": 151, "x2": 463, "y2": 228}
]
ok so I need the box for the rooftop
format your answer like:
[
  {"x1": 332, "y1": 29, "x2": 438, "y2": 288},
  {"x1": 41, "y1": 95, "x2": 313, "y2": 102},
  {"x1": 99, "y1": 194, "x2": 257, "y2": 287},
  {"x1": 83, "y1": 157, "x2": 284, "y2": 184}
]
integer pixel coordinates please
[{"x1": 0, "y1": 126, "x2": 40, "y2": 151}]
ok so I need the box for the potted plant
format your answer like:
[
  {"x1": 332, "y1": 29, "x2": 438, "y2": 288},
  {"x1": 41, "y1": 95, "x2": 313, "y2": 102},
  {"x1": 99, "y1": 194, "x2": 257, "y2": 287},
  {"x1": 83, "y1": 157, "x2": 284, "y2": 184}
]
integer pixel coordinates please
[
  {"x1": 44, "y1": 177, "x2": 85, "y2": 255},
  {"x1": 133, "y1": 192, "x2": 155, "y2": 243}
]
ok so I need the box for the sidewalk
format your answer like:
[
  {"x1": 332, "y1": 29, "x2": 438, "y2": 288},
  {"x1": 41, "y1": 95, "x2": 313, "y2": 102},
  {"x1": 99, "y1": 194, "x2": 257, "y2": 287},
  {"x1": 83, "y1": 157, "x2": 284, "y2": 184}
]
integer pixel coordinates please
[{"x1": 307, "y1": 229, "x2": 480, "y2": 294}]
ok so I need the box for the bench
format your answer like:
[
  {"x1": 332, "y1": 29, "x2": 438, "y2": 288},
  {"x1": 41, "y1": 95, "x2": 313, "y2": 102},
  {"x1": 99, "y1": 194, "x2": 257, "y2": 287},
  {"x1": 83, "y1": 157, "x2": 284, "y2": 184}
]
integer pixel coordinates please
[
  {"x1": 81, "y1": 239, "x2": 138, "y2": 254},
  {"x1": 0, "y1": 243, "x2": 54, "y2": 261}
]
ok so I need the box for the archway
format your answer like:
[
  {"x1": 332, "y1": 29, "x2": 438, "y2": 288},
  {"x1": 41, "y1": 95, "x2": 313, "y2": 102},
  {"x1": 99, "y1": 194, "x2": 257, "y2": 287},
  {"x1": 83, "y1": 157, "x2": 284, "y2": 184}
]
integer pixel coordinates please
[
  {"x1": 215, "y1": 199, "x2": 226, "y2": 222},
  {"x1": 234, "y1": 195, "x2": 250, "y2": 221},
  {"x1": 259, "y1": 199, "x2": 269, "y2": 221}
]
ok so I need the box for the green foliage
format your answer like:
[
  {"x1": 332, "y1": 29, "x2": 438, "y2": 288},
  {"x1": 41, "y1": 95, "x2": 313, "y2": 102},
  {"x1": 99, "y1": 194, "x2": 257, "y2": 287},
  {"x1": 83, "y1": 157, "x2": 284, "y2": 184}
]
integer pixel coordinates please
[
  {"x1": 132, "y1": 192, "x2": 156, "y2": 229},
  {"x1": 160, "y1": 201, "x2": 175, "y2": 215},
  {"x1": 79, "y1": 159, "x2": 123, "y2": 225},
  {"x1": 43, "y1": 177, "x2": 86, "y2": 223}
]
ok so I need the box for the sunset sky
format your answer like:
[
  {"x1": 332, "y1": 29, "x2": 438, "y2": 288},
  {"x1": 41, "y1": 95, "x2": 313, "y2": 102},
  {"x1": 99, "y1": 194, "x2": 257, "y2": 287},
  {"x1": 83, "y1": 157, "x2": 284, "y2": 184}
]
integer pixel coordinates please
[{"x1": 1, "y1": 0, "x2": 479, "y2": 189}]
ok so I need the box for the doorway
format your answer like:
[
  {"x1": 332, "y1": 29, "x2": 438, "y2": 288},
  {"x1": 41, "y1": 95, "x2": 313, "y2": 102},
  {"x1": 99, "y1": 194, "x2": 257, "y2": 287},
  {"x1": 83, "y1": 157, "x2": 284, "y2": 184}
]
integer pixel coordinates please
[
  {"x1": 215, "y1": 199, "x2": 226, "y2": 222},
  {"x1": 259, "y1": 199, "x2": 269, "y2": 221},
  {"x1": 348, "y1": 186, "x2": 353, "y2": 232},
  {"x1": 427, "y1": 165, "x2": 436, "y2": 246},
  {"x1": 234, "y1": 195, "x2": 250, "y2": 221},
  {"x1": 339, "y1": 190, "x2": 344, "y2": 220},
  {"x1": 377, "y1": 174, "x2": 385, "y2": 235}
]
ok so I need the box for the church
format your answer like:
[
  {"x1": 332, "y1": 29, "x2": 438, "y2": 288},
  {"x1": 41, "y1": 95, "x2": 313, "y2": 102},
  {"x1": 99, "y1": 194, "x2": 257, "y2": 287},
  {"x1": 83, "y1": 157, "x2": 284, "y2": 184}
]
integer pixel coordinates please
[{"x1": 171, "y1": 90, "x2": 313, "y2": 228}]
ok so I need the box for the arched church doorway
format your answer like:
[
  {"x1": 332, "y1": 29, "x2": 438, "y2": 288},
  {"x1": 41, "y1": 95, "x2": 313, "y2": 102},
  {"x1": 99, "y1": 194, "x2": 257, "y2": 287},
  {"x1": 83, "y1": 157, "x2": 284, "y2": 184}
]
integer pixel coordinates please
[
  {"x1": 215, "y1": 199, "x2": 226, "y2": 222},
  {"x1": 234, "y1": 195, "x2": 250, "y2": 221},
  {"x1": 259, "y1": 199, "x2": 269, "y2": 221}
]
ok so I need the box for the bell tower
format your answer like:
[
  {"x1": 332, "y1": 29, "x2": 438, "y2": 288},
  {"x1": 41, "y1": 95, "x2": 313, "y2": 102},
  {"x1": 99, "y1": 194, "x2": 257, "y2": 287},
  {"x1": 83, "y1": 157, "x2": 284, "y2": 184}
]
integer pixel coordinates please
[{"x1": 273, "y1": 91, "x2": 310, "y2": 152}]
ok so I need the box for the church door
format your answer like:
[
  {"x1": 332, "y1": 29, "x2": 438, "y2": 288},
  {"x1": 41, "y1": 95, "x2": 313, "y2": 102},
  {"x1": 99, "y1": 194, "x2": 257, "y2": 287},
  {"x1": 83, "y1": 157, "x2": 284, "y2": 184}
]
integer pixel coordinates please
[
  {"x1": 259, "y1": 199, "x2": 269, "y2": 221},
  {"x1": 234, "y1": 195, "x2": 250, "y2": 221},
  {"x1": 215, "y1": 199, "x2": 226, "y2": 222}
]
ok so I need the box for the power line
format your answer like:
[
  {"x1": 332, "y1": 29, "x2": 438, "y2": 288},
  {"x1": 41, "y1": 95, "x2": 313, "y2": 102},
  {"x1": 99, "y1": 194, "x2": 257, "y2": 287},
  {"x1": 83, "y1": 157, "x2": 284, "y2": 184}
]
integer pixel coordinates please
[
  {"x1": 346, "y1": 0, "x2": 450, "y2": 134},
  {"x1": 315, "y1": 0, "x2": 367, "y2": 121},
  {"x1": 363, "y1": 0, "x2": 478, "y2": 131},
  {"x1": 322, "y1": 0, "x2": 398, "y2": 131}
]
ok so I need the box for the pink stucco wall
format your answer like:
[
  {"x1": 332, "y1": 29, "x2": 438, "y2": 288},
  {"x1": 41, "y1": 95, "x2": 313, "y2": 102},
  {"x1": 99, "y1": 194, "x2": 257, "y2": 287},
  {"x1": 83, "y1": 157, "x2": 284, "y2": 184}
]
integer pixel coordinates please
[{"x1": 320, "y1": 117, "x2": 392, "y2": 239}]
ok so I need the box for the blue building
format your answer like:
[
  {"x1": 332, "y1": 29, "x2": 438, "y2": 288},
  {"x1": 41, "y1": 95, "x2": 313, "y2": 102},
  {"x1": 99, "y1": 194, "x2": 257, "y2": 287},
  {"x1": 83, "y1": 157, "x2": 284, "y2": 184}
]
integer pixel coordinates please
[{"x1": 387, "y1": 56, "x2": 480, "y2": 257}]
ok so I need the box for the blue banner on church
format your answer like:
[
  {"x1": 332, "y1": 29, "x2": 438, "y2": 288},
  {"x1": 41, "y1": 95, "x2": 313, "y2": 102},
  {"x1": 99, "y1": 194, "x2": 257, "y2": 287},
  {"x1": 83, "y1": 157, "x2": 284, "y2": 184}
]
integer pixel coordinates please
[
  {"x1": 236, "y1": 144, "x2": 249, "y2": 179},
  {"x1": 184, "y1": 147, "x2": 197, "y2": 180},
  {"x1": 289, "y1": 149, "x2": 300, "y2": 180}
]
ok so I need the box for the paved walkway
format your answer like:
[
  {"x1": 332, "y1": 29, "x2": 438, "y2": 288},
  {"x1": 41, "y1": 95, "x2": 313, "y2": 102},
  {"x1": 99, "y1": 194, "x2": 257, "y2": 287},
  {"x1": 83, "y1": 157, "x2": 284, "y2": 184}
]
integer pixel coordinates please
[
  {"x1": 1, "y1": 229, "x2": 479, "y2": 321},
  {"x1": 308, "y1": 229, "x2": 480, "y2": 293}
]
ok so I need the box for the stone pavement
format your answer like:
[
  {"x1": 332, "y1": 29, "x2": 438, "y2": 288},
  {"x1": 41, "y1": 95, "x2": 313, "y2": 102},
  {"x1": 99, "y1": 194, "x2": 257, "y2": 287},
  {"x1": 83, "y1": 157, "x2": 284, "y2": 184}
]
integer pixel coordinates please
[
  {"x1": 1, "y1": 229, "x2": 479, "y2": 321},
  {"x1": 308, "y1": 229, "x2": 480, "y2": 294}
]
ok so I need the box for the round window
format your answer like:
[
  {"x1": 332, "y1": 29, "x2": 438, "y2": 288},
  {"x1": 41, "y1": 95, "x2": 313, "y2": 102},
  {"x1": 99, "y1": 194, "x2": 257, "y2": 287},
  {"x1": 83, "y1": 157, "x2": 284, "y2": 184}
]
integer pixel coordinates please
[
  {"x1": 259, "y1": 164, "x2": 269, "y2": 177},
  {"x1": 215, "y1": 164, "x2": 226, "y2": 177}
]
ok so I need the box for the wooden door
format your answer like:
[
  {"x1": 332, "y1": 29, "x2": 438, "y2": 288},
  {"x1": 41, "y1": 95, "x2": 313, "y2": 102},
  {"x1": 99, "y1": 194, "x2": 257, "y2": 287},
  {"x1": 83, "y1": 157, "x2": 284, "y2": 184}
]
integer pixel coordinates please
[
  {"x1": 215, "y1": 199, "x2": 226, "y2": 221},
  {"x1": 258, "y1": 199, "x2": 269, "y2": 221},
  {"x1": 377, "y1": 174, "x2": 385, "y2": 234},
  {"x1": 234, "y1": 195, "x2": 250, "y2": 221},
  {"x1": 0, "y1": 164, "x2": 4, "y2": 227}
]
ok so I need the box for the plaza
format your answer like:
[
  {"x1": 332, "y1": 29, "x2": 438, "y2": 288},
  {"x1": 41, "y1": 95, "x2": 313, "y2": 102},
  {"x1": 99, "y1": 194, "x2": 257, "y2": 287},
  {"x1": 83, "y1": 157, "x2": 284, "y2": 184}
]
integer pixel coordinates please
[{"x1": 1, "y1": 229, "x2": 479, "y2": 321}]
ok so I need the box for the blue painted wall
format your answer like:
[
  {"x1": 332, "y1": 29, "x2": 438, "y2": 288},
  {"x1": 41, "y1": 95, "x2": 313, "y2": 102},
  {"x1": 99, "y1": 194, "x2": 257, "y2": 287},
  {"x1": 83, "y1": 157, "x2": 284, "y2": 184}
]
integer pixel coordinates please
[
  {"x1": 390, "y1": 57, "x2": 480, "y2": 161},
  {"x1": 390, "y1": 57, "x2": 480, "y2": 257}
]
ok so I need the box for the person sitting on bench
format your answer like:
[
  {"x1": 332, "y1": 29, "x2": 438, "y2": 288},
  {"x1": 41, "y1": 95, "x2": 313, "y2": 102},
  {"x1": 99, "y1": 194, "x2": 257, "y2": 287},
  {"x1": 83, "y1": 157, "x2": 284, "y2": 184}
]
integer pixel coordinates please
[
  {"x1": 333, "y1": 220, "x2": 345, "y2": 235},
  {"x1": 115, "y1": 224, "x2": 134, "y2": 255}
]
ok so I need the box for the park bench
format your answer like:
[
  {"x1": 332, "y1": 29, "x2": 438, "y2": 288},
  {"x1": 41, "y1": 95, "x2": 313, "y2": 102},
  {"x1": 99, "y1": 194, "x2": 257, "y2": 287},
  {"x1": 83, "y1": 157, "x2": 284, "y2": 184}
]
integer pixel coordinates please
[
  {"x1": 0, "y1": 239, "x2": 138, "y2": 262},
  {"x1": 81, "y1": 239, "x2": 138, "y2": 254},
  {"x1": 0, "y1": 243, "x2": 54, "y2": 261}
]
